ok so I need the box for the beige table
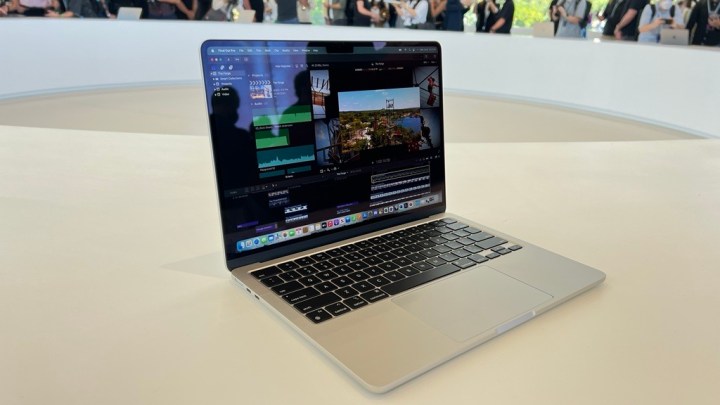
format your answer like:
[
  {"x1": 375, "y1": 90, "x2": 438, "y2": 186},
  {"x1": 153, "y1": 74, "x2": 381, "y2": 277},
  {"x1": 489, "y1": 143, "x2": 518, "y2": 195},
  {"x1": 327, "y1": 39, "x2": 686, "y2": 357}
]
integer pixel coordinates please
[{"x1": 1, "y1": 125, "x2": 719, "y2": 404}]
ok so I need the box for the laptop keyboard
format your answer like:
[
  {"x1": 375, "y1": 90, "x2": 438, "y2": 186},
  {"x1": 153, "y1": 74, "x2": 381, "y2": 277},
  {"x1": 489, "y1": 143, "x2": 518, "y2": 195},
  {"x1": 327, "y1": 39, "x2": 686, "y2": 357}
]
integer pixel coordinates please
[{"x1": 251, "y1": 218, "x2": 523, "y2": 324}]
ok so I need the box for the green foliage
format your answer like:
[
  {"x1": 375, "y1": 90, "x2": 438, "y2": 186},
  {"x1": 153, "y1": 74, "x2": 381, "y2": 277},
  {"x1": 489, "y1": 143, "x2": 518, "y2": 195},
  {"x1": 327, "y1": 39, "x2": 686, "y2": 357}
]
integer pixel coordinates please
[{"x1": 510, "y1": 0, "x2": 610, "y2": 28}]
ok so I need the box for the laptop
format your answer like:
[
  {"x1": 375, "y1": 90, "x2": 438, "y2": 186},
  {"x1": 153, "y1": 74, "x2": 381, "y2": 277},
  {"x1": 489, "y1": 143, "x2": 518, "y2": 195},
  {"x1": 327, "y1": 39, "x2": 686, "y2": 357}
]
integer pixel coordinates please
[
  {"x1": 533, "y1": 21, "x2": 555, "y2": 38},
  {"x1": 200, "y1": 40, "x2": 605, "y2": 393},
  {"x1": 232, "y1": 9, "x2": 255, "y2": 23},
  {"x1": 660, "y1": 28, "x2": 689, "y2": 46},
  {"x1": 116, "y1": 7, "x2": 142, "y2": 20}
]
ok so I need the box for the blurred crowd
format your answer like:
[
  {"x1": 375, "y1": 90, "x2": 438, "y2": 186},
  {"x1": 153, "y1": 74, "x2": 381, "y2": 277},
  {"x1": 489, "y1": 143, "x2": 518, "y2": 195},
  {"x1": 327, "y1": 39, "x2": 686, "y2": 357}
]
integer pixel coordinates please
[{"x1": 1, "y1": 0, "x2": 717, "y2": 45}]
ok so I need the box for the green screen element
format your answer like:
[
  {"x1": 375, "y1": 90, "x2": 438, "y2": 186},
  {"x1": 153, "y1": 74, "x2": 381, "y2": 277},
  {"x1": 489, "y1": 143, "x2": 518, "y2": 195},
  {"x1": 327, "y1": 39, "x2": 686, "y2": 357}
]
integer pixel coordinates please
[
  {"x1": 255, "y1": 129, "x2": 289, "y2": 149},
  {"x1": 252, "y1": 105, "x2": 312, "y2": 126}
]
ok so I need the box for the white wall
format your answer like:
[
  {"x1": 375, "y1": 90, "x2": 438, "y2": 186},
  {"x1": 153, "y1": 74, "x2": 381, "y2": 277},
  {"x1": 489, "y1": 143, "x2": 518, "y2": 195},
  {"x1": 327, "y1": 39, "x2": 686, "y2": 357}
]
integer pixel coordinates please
[{"x1": 1, "y1": 19, "x2": 718, "y2": 138}]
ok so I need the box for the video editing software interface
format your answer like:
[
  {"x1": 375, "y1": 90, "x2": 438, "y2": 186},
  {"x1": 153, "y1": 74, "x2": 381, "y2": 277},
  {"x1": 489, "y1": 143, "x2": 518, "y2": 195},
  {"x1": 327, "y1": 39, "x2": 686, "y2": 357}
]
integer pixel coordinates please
[{"x1": 202, "y1": 41, "x2": 445, "y2": 260}]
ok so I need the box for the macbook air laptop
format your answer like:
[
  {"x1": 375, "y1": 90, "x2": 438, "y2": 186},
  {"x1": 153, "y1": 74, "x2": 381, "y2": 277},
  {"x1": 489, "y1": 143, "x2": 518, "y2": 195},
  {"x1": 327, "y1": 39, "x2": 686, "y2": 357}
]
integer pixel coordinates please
[
  {"x1": 232, "y1": 9, "x2": 255, "y2": 23},
  {"x1": 200, "y1": 40, "x2": 605, "y2": 393},
  {"x1": 533, "y1": 21, "x2": 555, "y2": 38},
  {"x1": 660, "y1": 28, "x2": 689, "y2": 46},
  {"x1": 116, "y1": 6, "x2": 142, "y2": 20}
]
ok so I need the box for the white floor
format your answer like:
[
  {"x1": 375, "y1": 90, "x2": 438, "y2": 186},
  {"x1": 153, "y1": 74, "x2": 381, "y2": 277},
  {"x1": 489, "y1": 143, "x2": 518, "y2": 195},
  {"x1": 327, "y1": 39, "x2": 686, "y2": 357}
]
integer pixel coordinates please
[{"x1": 0, "y1": 85, "x2": 699, "y2": 142}]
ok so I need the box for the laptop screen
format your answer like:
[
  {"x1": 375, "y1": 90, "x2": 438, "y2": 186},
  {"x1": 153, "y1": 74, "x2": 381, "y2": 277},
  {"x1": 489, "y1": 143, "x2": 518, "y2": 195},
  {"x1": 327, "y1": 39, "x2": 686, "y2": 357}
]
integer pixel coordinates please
[{"x1": 201, "y1": 41, "x2": 446, "y2": 266}]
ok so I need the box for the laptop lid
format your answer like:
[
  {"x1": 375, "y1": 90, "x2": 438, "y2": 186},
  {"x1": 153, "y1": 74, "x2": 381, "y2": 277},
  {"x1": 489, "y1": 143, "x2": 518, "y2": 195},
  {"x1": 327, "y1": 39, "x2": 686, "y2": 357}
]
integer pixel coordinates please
[
  {"x1": 200, "y1": 41, "x2": 446, "y2": 270},
  {"x1": 116, "y1": 7, "x2": 142, "y2": 20},
  {"x1": 660, "y1": 28, "x2": 689, "y2": 46}
]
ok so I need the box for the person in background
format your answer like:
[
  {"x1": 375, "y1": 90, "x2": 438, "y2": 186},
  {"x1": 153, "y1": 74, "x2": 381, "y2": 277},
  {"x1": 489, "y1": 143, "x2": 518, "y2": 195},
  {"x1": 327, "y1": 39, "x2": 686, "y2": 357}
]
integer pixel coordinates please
[
  {"x1": 554, "y1": 0, "x2": 588, "y2": 37},
  {"x1": 598, "y1": 0, "x2": 624, "y2": 38},
  {"x1": 429, "y1": 0, "x2": 445, "y2": 29},
  {"x1": 685, "y1": 0, "x2": 720, "y2": 45},
  {"x1": 676, "y1": 0, "x2": 694, "y2": 21},
  {"x1": 324, "y1": 0, "x2": 346, "y2": 24},
  {"x1": 353, "y1": 0, "x2": 384, "y2": 26},
  {"x1": 442, "y1": 0, "x2": 465, "y2": 30},
  {"x1": 613, "y1": 0, "x2": 649, "y2": 40},
  {"x1": 548, "y1": 0, "x2": 560, "y2": 34},
  {"x1": 394, "y1": 0, "x2": 428, "y2": 27},
  {"x1": 637, "y1": 0, "x2": 684, "y2": 42},
  {"x1": 484, "y1": 0, "x2": 513, "y2": 33},
  {"x1": 276, "y1": 0, "x2": 308, "y2": 22},
  {"x1": 174, "y1": 0, "x2": 197, "y2": 18}
]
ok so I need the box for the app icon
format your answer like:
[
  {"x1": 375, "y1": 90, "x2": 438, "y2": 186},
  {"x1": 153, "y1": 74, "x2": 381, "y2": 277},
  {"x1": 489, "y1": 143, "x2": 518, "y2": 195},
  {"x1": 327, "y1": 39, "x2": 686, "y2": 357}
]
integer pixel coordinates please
[
  {"x1": 328, "y1": 221, "x2": 334, "y2": 227},
  {"x1": 268, "y1": 234, "x2": 275, "y2": 242},
  {"x1": 362, "y1": 212, "x2": 368, "y2": 219},
  {"x1": 340, "y1": 218, "x2": 346, "y2": 225},
  {"x1": 334, "y1": 219, "x2": 339, "y2": 226},
  {"x1": 351, "y1": 215, "x2": 357, "y2": 222},
  {"x1": 345, "y1": 216, "x2": 351, "y2": 223},
  {"x1": 289, "y1": 230, "x2": 296, "y2": 237},
  {"x1": 409, "y1": 202, "x2": 414, "y2": 207},
  {"x1": 282, "y1": 231, "x2": 288, "y2": 238},
  {"x1": 261, "y1": 236, "x2": 267, "y2": 244},
  {"x1": 322, "y1": 222, "x2": 327, "y2": 229},
  {"x1": 253, "y1": 238, "x2": 260, "y2": 245},
  {"x1": 404, "y1": 203, "x2": 409, "y2": 209},
  {"x1": 236, "y1": 241, "x2": 244, "y2": 251},
  {"x1": 374, "y1": 210, "x2": 378, "y2": 215},
  {"x1": 383, "y1": 207, "x2": 388, "y2": 214},
  {"x1": 303, "y1": 226, "x2": 309, "y2": 233},
  {"x1": 389, "y1": 206, "x2": 394, "y2": 212}
]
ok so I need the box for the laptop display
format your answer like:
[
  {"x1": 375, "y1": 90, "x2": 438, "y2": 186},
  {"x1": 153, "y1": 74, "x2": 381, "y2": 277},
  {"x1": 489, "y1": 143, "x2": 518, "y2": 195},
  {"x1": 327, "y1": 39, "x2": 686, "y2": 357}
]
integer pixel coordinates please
[{"x1": 201, "y1": 41, "x2": 446, "y2": 268}]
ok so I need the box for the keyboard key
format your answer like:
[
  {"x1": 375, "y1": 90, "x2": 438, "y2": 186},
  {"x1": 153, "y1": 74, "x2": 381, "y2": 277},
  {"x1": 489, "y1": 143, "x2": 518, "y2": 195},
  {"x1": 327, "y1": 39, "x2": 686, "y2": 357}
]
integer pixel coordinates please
[
  {"x1": 353, "y1": 281, "x2": 375, "y2": 293},
  {"x1": 412, "y1": 261, "x2": 435, "y2": 272},
  {"x1": 456, "y1": 238, "x2": 475, "y2": 246},
  {"x1": 358, "y1": 248, "x2": 379, "y2": 257},
  {"x1": 385, "y1": 241, "x2": 404, "y2": 250},
  {"x1": 496, "y1": 248, "x2": 512, "y2": 255},
  {"x1": 283, "y1": 287, "x2": 320, "y2": 305},
  {"x1": 340, "y1": 244, "x2": 359, "y2": 253},
  {"x1": 335, "y1": 286, "x2": 359, "y2": 299},
  {"x1": 485, "y1": 252, "x2": 501, "y2": 259},
  {"x1": 344, "y1": 252, "x2": 363, "y2": 261},
  {"x1": 424, "y1": 230, "x2": 442, "y2": 238},
  {"x1": 476, "y1": 237, "x2": 508, "y2": 250},
  {"x1": 435, "y1": 226, "x2": 453, "y2": 234},
  {"x1": 295, "y1": 292, "x2": 341, "y2": 313},
  {"x1": 428, "y1": 237, "x2": 447, "y2": 245},
  {"x1": 446, "y1": 222, "x2": 467, "y2": 231},
  {"x1": 444, "y1": 241, "x2": 463, "y2": 250},
  {"x1": 306, "y1": 308, "x2": 333, "y2": 324},
  {"x1": 393, "y1": 257, "x2": 413, "y2": 267},
  {"x1": 317, "y1": 270, "x2": 338, "y2": 280},
  {"x1": 296, "y1": 266, "x2": 317, "y2": 276},
  {"x1": 453, "y1": 249, "x2": 472, "y2": 258},
  {"x1": 272, "y1": 280, "x2": 303, "y2": 295},
  {"x1": 439, "y1": 253, "x2": 460, "y2": 262},
  {"x1": 363, "y1": 256, "x2": 383, "y2": 266},
  {"x1": 368, "y1": 276, "x2": 391, "y2": 287},
  {"x1": 310, "y1": 252, "x2": 330, "y2": 261},
  {"x1": 299, "y1": 275, "x2": 321, "y2": 286},
  {"x1": 355, "y1": 240, "x2": 374, "y2": 249},
  {"x1": 427, "y1": 257, "x2": 446, "y2": 267},
  {"x1": 399, "y1": 267, "x2": 421, "y2": 277},
  {"x1": 417, "y1": 240, "x2": 437, "y2": 249},
  {"x1": 349, "y1": 271, "x2": 369, "y2": 282},
  {"x1": 361, "y1": 289, "x2": 389, "y2": 303},
  {"x1": 344, "y1": 296, "x2": 368, "y2": 310},
  {"x1": 406, "y1": 253, "x2": 426, "y2": 262},
  {"x1": 469, "y1": 232, "x2": 494, "y2": 242},
  {"x1": 329, "y1": 257, "x2": 349, "y2": 266},
  {"x1": 378, "y1": 252, "x2": 398, "y2": 261},
  {"x1": 326, "y1": 302, "x2": 351, "y2": 316},
  {"x1": 261, "y1": 275, "x2": 284, "y2": 287},
  {"x1": 453, "y1": 258, "x2": 476, "y2": 269},
  {"x1": 348, "y1": 261, "x2": 370, "y2": 271},
  {"x1": 464, "y1": 245, "x2": 483, "y2": 254},
  {"x1": 252, "y1": 266, "x2": 281, "y2": 279},
  {"x1": 391, "y1": 247, "x2": 411, "y2": 257},
  {"x1": 295, "y1": 257, "x2": 315, "y2": 267},
  {"x1": 312, "y1": 261, "x2": 334, "y2": 271},
  {"x1": 332, "y1": 265, "x2": 354, "y2": 275},
  {"x1": 332, "y1": 276, "x2": 353, "y2": 288},
  {"x1": 278, "y1": 262, "x2": 299, "y2": 271},
  {"x1": 384, "y1": 271, "x2": 405, "y2": 282},
  {"x1": 491, "y1": 246, "x2": 506, "y2": 253},
  {"x1": 279, "y1": 271, "x2": 301, "y2": 281},
  {"x1": 509, "y1": 245, "x2": 523, "y2": 251},
  {"x1": 441, "y1": 218, "x2": 457, "y2": 224},
  {"x1": 326, "y1": 248, "x2": 345, "y2": 257},
  {"x1": 372, "y1": 244, "x2": 391, "y2": 253},
  {"x1": 378, "y1": 261, "x2": 400, "y2": 272},
  {"x1": 469, "y1": 254, "x2": 488, "y2": 264},
  {"x1": 364, "y1": 266, "x2": 385, "y2": 277},
  {"x1": 420, "y1": 248, "x2": 440, "y2": 258},
  {"x1": 465, "y1": 226, "x2": 482, "y2": 234},
  {"x1": 382, "y1": 263, "x2": 461, "y2": 296},
  {"x1": 315, "y1": 281, "x2": 337, "y2": 293},
  {"x1": 442, "y1": 233, "x2": 459, "y2": 241},
  {"x1": 404, "y1": 243, "x2": 424, "y2": 253},
  {"x1": 434, "y1": 245, "x2": 452, "y2": 254},
  {"x1": 453, "y1": 230, "x2": 470, "y2": 238}
]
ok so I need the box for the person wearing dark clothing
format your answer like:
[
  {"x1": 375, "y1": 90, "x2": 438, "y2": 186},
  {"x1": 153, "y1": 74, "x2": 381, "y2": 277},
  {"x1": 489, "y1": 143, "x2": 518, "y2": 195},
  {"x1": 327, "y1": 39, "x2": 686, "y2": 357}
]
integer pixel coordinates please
[
  {"x1": 174, "y1": 0, "x2": 196, "y2": 18},
  {"x1": 613, "y1": 0, "x2": 648, "y2": 40},
  {"x1": 599, "y1": 0, "x2": 624, "y2": 38},
  {"x1": 477, "y1": 0, "x2": 512, "y2": 33},
  {"x1": 686, "y1": 0, "x2": 720, "y2": 45},
  {"x1": 549, "y1": 0, "x2": 560, "y2": 34},
  {"x1": 443, "y1": 0, "x2": 464, "y2": 30}
]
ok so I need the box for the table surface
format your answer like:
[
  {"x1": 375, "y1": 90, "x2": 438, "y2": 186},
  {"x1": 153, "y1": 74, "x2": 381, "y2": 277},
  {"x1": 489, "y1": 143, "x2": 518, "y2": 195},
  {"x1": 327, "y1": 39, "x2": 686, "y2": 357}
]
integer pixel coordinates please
[{"x1": 1, "y1": 124, "x2": 719, "y2": 404}]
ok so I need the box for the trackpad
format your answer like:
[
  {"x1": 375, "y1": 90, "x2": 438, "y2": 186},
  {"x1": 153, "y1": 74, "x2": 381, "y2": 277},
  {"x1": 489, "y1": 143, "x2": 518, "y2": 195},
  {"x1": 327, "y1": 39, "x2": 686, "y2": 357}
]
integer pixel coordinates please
[{"x1": 393, "y1": 266, "x2": 553, "y2": 342}]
